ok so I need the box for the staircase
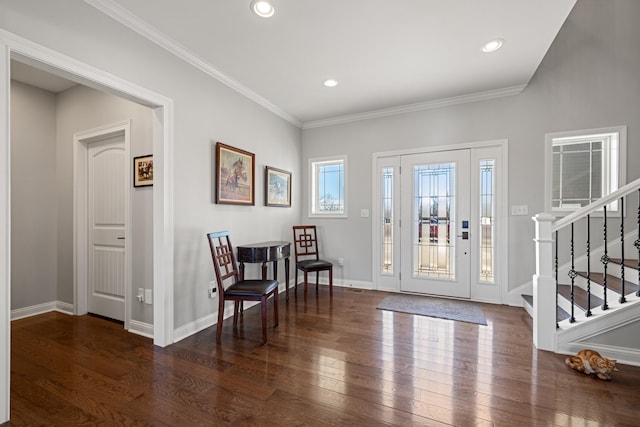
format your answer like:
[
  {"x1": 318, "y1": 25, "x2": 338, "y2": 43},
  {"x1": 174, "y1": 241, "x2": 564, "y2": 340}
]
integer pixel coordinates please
[
  {"x1": 524, "y1": 258, "x2": 639, "y2": 321},
  {"x1": 529, "y1": 178, "x2": 640, "y2": 366}
]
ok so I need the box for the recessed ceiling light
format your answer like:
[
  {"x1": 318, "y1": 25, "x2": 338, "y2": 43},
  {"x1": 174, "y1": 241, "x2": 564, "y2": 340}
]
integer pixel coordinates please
[
  {"x1": 323, "y1": 79, "x2": 338, "y2": 88},
  {"x1": 250, "y1": 0, "x2": 275, "y2": 18},
  {"x1": 482, "y1": 38, "x2": 504, "y2": 53}
]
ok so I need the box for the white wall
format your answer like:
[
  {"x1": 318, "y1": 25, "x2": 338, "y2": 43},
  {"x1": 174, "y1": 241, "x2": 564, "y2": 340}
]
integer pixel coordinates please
[
  {"x1": 10, "y1": 81, "x2": 57, "y2": 309},
  {"x1": 301, "y1": 0, "x2": 640, "y2": 296}
]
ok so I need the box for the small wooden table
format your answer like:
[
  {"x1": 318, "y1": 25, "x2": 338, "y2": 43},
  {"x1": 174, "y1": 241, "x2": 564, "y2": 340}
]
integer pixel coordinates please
[{"x1": 237, "y1": 241, "x2": 292, "y2": 300}]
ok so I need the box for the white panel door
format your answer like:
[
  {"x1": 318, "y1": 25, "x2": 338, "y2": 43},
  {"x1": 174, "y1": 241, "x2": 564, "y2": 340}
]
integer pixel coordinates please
[
  {"x1": 400, "y1": 150, "x2": 471, "y2": 298},
  {"x1": 88, "y1": 136, "x2": 126, "y2": 321}
]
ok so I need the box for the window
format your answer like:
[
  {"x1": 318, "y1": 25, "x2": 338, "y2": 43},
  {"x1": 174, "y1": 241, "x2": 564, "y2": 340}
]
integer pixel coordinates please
[
  {"x1": 381, "y1": 167, "x2": 393, "y2": 273},
  {"x1": 309, "y1": 156, "x2": 347, "y2": 217},
  {"x1": 479, "y1": 159, "x2": 495, "y2": 283},
  {"x1": 546, "y1": 126, "x2": 626, "y2": 213}
]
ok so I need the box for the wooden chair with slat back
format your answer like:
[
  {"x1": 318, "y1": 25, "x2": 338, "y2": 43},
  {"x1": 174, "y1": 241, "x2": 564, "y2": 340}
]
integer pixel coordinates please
[
  {"x1": 207, "y1": 231, "x2": 279, "y2": 344},
  {"x1": 292, "y1": 225, "x2": 333, "y2": 298}
]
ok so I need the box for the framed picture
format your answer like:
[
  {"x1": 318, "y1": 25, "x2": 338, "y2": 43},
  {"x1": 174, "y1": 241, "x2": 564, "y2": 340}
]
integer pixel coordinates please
[
  {"x1": 265, "y1": 166, "x2": 292, "y2": 207},
  {"x1": 215, "y1": 142, "x2": 255, "y2": 205},
  {"x1": 133, "y1": 154, "x2": 153, "y2": 187}
]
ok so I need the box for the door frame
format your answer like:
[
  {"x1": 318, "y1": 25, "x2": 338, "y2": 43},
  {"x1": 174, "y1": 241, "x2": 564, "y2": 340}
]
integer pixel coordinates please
[
  {"x1": 74, "y1": 121, "x2": 131, "y2": 329},
  {"x1": 0, "y1": 29, "x2": 175, "y2": 347},
  {"x1": 372, "y1": 139, "x2": 509, "y2": 303}
]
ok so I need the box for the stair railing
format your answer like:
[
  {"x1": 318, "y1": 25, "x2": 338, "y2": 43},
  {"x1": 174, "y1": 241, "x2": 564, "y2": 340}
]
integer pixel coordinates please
[{"x1": 533, "y1": 177, "x2": 640, "y2": 352}]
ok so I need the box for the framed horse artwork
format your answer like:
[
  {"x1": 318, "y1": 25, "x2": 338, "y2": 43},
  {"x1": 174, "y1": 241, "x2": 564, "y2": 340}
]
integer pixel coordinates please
[
  {"x1": 133, "y1": 154, "x2": 153, "y2": 187},
  {"x1": 215, "y1": 142, "x2": 255, "y2": 205}
]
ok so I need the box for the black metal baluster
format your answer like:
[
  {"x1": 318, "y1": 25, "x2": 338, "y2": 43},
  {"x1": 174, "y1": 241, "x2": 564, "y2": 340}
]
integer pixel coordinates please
[
  {"x1": 555, "y1": 230, "x2": 556, "y2": 328},
  {"x1": 568, "y1": 223, "x2": 576, "y2": 323},
  {"x1": 620, "y1": 197, "x2": 626, "y2": 303},
  {"x1": 586, "y1": 215, "x2": 592, "y2": 317},
  {"x1": 601, "y1": 205, "x2": 609, "y2": 310}
]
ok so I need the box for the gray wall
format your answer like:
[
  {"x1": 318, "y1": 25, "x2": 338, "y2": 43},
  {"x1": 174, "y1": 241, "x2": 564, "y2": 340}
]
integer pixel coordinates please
[
  {"x1": 10, "y1": 82, "x2": 155, "y2": 324},
  {"x1": 10, "y1": 81, "x2": 57, "y2": 309},
  {"x1": 2, "y1": 0, "x2": 302, "y2": 330},
  {"x1": 301, "y1": 0, "x2": 640, "y2": 295}
]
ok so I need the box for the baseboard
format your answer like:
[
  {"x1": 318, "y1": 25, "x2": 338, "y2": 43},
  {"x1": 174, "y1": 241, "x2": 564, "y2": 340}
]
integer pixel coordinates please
[
  {"x1": 173, "y1": 312, "x2": 217, "y2": 343},
  {"x1": 11, "y1": 300, "x2": 74, "y2": 320},
  {"x1": 12, "y1": 301, "x2": 153, "y2": 342},
  {"x1": 557, "y1": 342, "x2": 640, "y2": 368},
  {"x1": 173, "y1": 300, "x2": 259, "y2": 343},
  {"x1": 334, "y1": 279, "x2": 373, "y2": 290},
  {"x1": 289, "y1": 278, "x2": 373, "y2": 291},
  {"x1": 128, "y1": 319, "x2": 154, "y2": 339}
]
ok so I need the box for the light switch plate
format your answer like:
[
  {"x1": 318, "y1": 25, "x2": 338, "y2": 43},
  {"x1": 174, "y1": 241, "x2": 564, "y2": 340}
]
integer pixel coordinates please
[
  {"x1": 144, "y1": 289, "x2": 152, "y2": 305},
  {"x1": 511, "y1": 205, "x2": 529, "y2": 216}
]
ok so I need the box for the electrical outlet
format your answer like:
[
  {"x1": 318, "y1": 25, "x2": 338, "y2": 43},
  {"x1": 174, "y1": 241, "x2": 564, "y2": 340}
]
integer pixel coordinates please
[
  {"x1": 209, "y1": 281, "x2": 217, "y2": 298},
  {"x1": 137, "y1": 288, "x2": 144, "y2": 303},
  {"x1": 338, "y1": 257, "x2": 344, "y2": 266},
  {"x1": 144, "y1": 289, "x2": 152, "y2": 305}
]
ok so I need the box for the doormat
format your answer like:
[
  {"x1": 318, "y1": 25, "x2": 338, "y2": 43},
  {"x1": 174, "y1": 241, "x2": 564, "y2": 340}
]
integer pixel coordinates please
[{"x1": 376, "y1": 294, "x2": 487, "y2": 325}]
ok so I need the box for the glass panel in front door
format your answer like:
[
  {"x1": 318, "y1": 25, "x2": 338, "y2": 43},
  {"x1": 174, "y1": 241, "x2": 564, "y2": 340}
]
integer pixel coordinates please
[{"x1": 413, "y1": 162, "x2": 456, "y2": 280}]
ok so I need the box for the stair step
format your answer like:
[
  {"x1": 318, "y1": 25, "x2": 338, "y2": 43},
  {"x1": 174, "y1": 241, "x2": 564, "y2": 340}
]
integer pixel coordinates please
[
  {"x1": 610, "y1": 258, "x2": 638, "y2": 269},
  {"x1": 576, "y1": 271, "x2": 639, "y2": 295},
  {"x1": 558, "y1": 284, "x2": 604, "y2": 312},
  {"x1": 521, "y1": 294, "x2": 571, "y2": 322}
]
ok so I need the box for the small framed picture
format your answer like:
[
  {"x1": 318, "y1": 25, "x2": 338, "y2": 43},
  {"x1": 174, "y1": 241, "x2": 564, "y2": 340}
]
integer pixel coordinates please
[
  {"x1": 215, "y1": 142, "x2": 255, "y2": 205},
  {"x1": 133, "y1": 155, "x2": 153, "y2": 187},
  {"x1": 265, "y1": 166, "x2": 291, "y2": 207}
]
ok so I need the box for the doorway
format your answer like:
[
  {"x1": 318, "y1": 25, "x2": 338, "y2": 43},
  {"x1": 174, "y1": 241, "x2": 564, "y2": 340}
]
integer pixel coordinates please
[
  {"x1": 373, "y1": 142, "x2": 507, "y2": 303},
  {"x1": 1, "y1": 28, "x2": 175, "y2": 424}
]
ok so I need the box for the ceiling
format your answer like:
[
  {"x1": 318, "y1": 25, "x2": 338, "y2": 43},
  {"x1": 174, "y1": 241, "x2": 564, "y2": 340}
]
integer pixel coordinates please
[{"x1": 13, "y1": 0, "x2": 577, "y2": 128}]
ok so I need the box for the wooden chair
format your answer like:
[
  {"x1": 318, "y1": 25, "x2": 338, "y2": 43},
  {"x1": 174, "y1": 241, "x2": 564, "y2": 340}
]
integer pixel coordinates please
[
  {"x1": 292, "y1": 225, "x2": 333, "y2": 298},
  {"x1": 207, "y1": 231, "x2": 279, "y2": 344}
]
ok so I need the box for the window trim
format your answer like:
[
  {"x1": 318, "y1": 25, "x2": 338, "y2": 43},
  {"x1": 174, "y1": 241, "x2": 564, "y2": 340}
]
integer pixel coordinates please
[
  {"x1": 544, "y1": 126, "x2": 627, "y2": 215},
  {"x1": 308, "y1": 155, "x2": 348, "y2": 218}
]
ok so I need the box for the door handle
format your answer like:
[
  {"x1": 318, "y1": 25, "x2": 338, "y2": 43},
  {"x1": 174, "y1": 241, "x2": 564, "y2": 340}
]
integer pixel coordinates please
[
  {"x1": 456, "y1": 231, "x2": 469, "y2": 240},
  {"x1": 117, "y1": 237, "x2": 125, "y2": 240}
]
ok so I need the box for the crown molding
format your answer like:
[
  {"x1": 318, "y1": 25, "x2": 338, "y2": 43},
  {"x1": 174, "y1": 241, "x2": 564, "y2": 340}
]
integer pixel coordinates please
[
  {"x1": 302, "y1": 84, "x2": 527, "y2": 130},
  {"x1": 85, "y1": 0, "x2": 526, "y2": 132},
  {"x1": 84, "y1": 0, "x2": 303, "y2": 128}
]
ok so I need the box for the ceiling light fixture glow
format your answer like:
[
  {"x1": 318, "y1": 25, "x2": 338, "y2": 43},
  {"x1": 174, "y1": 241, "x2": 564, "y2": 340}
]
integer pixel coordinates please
[
  {"x1": 482, "y1": 38, "x2": 504, "y2": 53},
  {"x1": 250, "y1": 0, "x2": 275, "y2": 18},
  {"x1": 323, "y1": 79, "x2": 338, "y2": 88}
]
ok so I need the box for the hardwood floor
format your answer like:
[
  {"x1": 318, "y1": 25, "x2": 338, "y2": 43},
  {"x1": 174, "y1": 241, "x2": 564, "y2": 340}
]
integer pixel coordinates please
[{"x1": 7, "y1": 287, "x2": 640, "y2": 426}]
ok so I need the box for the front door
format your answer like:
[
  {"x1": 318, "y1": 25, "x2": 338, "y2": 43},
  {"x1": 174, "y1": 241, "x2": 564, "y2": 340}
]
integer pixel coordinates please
[
  {"x1": 87, "y1": 135, "x2": 127, "y2": 321},
  {"x1": 400, "y1": 150, "x2": 471, "y2": 298}
]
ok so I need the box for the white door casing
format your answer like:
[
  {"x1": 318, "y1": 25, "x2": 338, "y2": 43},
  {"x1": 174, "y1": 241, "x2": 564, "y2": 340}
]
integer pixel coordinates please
[
  {"x1": 372, "y1": 141, "x2": 508, "y2": 303},
  {"x1": 75, "y1": 122, "x2": 130, "y2": 327}
]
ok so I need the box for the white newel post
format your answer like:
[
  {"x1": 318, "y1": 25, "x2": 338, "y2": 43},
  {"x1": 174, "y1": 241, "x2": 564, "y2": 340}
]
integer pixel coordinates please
[{"x1": 532, "y1": 213, "x2": 556, "y2": 351}]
